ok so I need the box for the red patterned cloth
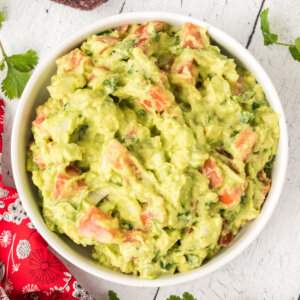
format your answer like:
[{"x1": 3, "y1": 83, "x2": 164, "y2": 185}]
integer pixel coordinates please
[{"x1": 0, "y1": 99, "x2": 94, "y2": 300}]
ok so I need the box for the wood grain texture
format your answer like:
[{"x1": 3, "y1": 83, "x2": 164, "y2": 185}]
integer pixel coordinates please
[{"x1": 0, "y1": 0, "x2": 299, "y2": 299}]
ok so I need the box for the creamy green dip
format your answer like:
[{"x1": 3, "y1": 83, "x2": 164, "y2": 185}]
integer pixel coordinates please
[{"x1": 27, "y1": 22, "x2": 279, "y2": 279}]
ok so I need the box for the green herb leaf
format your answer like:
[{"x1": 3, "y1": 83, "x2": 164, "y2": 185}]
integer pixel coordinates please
[
  {"x1": 98, "y1": 29, "x2": 113, "y2": 36},
  {"x1": 167, "y1": 295, "x2": 181, "y2": 300},
  {"x1": 108, "y1": 290, "x2": 120, "y2": 300},
  {"x1": 0, "y1": 59, "x2": 5, "y2": 71},
  {"x1": 289, "y1": 46, "x2": 300, "y2": 62},
  {"x1": 137, "y1": 109, "x2": 147, "y2": 116},
  {"x1": 220, "y1": 99, "x2": 227, "y2": 105},
  {"x1": 182, "y1": 292, "x2": 197, "y2": 300},
  {"x1": 185, "y1": 254, "x2": 199, "y2": 266},
  {"x1": 159, "y1": 261, "x2": 173, "y2": 270},
  {"x1": 260, "y1": 9, "x2": 278, "y2": 45},
  {"x1": 6, "y1": 50, "x2": 38, "y2": 72},
  {"x1": 1, "y1": 65, "x2": 31, "y2": 99},
  {"x1": 103, "y1": 77, "x2": 119, "y2": 93},
  {"x1": 120, "y1": 221, "x2": 133, "y2": 230},
  {"x1": 167, "y1": 293, "x2": 197, "y2": 300},
  {"x1": 0, "y1": 12, "x2": 4, "y2": 29},
  {"x1": 230, "y1": 130, "x2": 239, "y2": 138},
  {"x1": 70, "y1": 124, "x2": 89, "y2": 142},
  {"x1": 252, "y1": 102, "x2": 261, "y2": 110},
  {"x1": 174, "y1": 35, "x2": 180, "y2": 46},
  {"x1": 240, "y1": 111, "x2": 255, "y2": 124},
  {"x1": 295, "y1": 37, "x2": 300, "y2": 52}
]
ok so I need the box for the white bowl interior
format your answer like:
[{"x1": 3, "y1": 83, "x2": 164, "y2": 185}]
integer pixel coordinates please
[{"x1": 11, "y1": 12, "x2": 288, "y2": 287}]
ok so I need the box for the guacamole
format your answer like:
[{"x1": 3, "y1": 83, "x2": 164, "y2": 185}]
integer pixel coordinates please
[{"x1": 27, "y1": 22, "x2": 279, "y2": 279}]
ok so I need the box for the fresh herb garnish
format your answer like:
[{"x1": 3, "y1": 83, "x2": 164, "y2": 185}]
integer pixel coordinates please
[
  {"x1": 0, "y1": 12, "x2": 38, "y2": 99},
  {"x1": 0, "y1": 12, "x2": 5, "y2": 29},
  {"x1": 159, "y1": 261, "x2": 173, "y2": 271},
  {"x1": 108, "y1": 291, "x2": 197, "y2": 300},
  {"x1": 137, "y1": 108, "x2": 147, "y2": 116},
  {"x1": 240, "y1": 111, "x2": 255, "y2": 124},
  {"x1": 260, "y1": 8, "x2": 300, "y2": 62},
  {"x1": 103, "y1": 77, "x2": 119, "y2": 93},
  {"x1": 1, "y1": 48, "x2": 39, "y2": 99},
  {"x1": 230, "y1": 130, "x2": 239, "y2": 138},
  {"x1": 120, "y1": 221, "x2": 133, "y2": 230},
  {"x1": 108, "y1": 290, "x2": 120, "y2": 300},
  {"x1": 167, "y1": 293, "x2": 197, "y2": 300},
  {"x1": 252, "y1": 102, "x2": 261, "y2": 110},
  {"x1": 70, "y1": 124, "x2": 89, "y2": 142}
]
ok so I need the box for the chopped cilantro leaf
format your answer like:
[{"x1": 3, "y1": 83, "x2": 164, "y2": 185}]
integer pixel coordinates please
[
  {"x1": 260, "y1": 8, "x2": 300, "y2": 62},
  {"x1": 260, "y1": 9, "x2": 278, "y2": 45},
  {"x1": 230, "y1": 130, "x2": 239, "y2": 138},
  {"x1": 252, "y1": 102, "x2": 260, "y2": 110},
  {"x1": 159, "y1": 261, "x2": 173, "y2": 270},
  {"x1": 240, "y1": 111, "x2": 255, "y2": 124},
  {"x1": 0, "y1": 12, "x2": 4, "y2": 29},
  {"x1": 108, "y1": 290, "x2": 120, "y2": 300}
]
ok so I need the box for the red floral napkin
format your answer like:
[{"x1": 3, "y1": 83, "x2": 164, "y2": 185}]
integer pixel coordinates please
[{"x1": 0, "y1": 99, "x2": 94, "y2": 300}]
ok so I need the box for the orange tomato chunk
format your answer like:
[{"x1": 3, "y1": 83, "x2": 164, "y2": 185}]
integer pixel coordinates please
[
  {"x1": 234, "y1": 129, "x2": 258, "y2": 161},
  {"x1": 180, "y1": 23, "x2": 205, "y2": 49},
  {"x1": 202, "y1": 157, "x2": 223, "y2": 188},
  {"x1": 33, "y1": 153, "x2": 46, "y2": 169},
  {"x1": 105, "y1": 140, "x2": 142, "y2": 180},
  {"x1": 52, "y1": 171, "x2": 86, "y2": 200},
  {"x1": 78, "y1": 206, "x2": 118, "y2": 243}
]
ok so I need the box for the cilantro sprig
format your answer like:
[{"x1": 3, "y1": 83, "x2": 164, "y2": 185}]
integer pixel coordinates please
[
  {"x1": 0, "y1": 12, "x2": 38, "y2": 99},
  {"x1": 108, "y1": 291, "x2": 197, "y2": 300},
  {"x1": 260, "y1": 8, "x2": 300, "y2": 62}
]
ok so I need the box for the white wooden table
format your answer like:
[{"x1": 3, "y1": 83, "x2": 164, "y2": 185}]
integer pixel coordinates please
[{"x1": 0, "y1": 0, "x2": 299, "y2": 299}]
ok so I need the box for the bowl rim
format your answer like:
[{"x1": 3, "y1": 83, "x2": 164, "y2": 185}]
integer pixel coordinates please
[{"x1": 11, "y1": 11, "x2": 288, "y2": 287}]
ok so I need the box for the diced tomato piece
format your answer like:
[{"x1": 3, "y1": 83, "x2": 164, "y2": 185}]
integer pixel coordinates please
[
  {"x1": 124, "y1": 229, "x2": 147, "y2": 243},
  {"x1": 33, "y1": 153, "x2": 46, "y2": 169},
  {"x1": 180, "y1": 23, "x2": 205, "y2": 49},
  {"x1": 134, "y1": 22, "x2": 163, "y2": 38},
  {"x1": 32, "y1": 108, "x2": 48, "y2": 129},
  {"x1": 59, "y1": 49, "x2": 93, "y2": 73},
  {"x1": 173, "y1": 59, "x2": 195, "y2": 83},
  {"x1": 134, "y1": 38, "x2": 150, "y2": 54},
  {"x1": 105, "y1": 139, "x2": 130, "y2": 170},
  {"x1": 96, "y1": 36, "x2": 121, "y2": 54},
  {"x1": 134, "y1": 22, "x2": 164, "y2": 54},
  {"x1": 138, "y1": 87, "x2": 171, "y2": 113},
  {"x1": 202, "y1": 157, "x2": 223, "y2": 188},
  {"x1": 32, "y1": 116, "x2": 45, "y2": 128},
  {"x1": 135, "y1": 24, "x2": 149, "y2": 37},
  {"x1": 219, "y1": 179, "x2": 249, "y2": 206},
  {"x1": 140, "y1": 212, "x2": 154, "y2": 227},
  {"x1": 116, "y1": 24, "x2": 129, "y2": 35},
  {"x1": 52, "y1": 171, "x2": 86, "y2": 200},
  {"x1": 234, "y1": 129, "x2": 258, "y2": 161},
  {"x1": 219, "y1": 231, "x2": 233, "y2": 246},
  {"x1": 219, "y1": 189, "x2": 237, "y2": 205},
  {"x1": 96, "y1": 36, "x2": 121, "y2": 43},
  {"x1": 105, "y1": 140, "x2": 142, "y2": 180},
  {"x1": 78, "y1": 206, "x2": 118, "y2": 243},
  {"x1": 233, "y1": 77, "x2": 244, "y2": 95}
]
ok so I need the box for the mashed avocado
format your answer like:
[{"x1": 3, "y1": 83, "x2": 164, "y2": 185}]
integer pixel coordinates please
[{"x1": 27, "y1": 22, "x2": 279, "y2": 279}]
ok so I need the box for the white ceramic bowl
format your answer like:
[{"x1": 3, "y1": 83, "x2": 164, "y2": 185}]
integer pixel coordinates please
[{"x1": 11, "y1": 12, "x2": 288, "y2": 287}]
